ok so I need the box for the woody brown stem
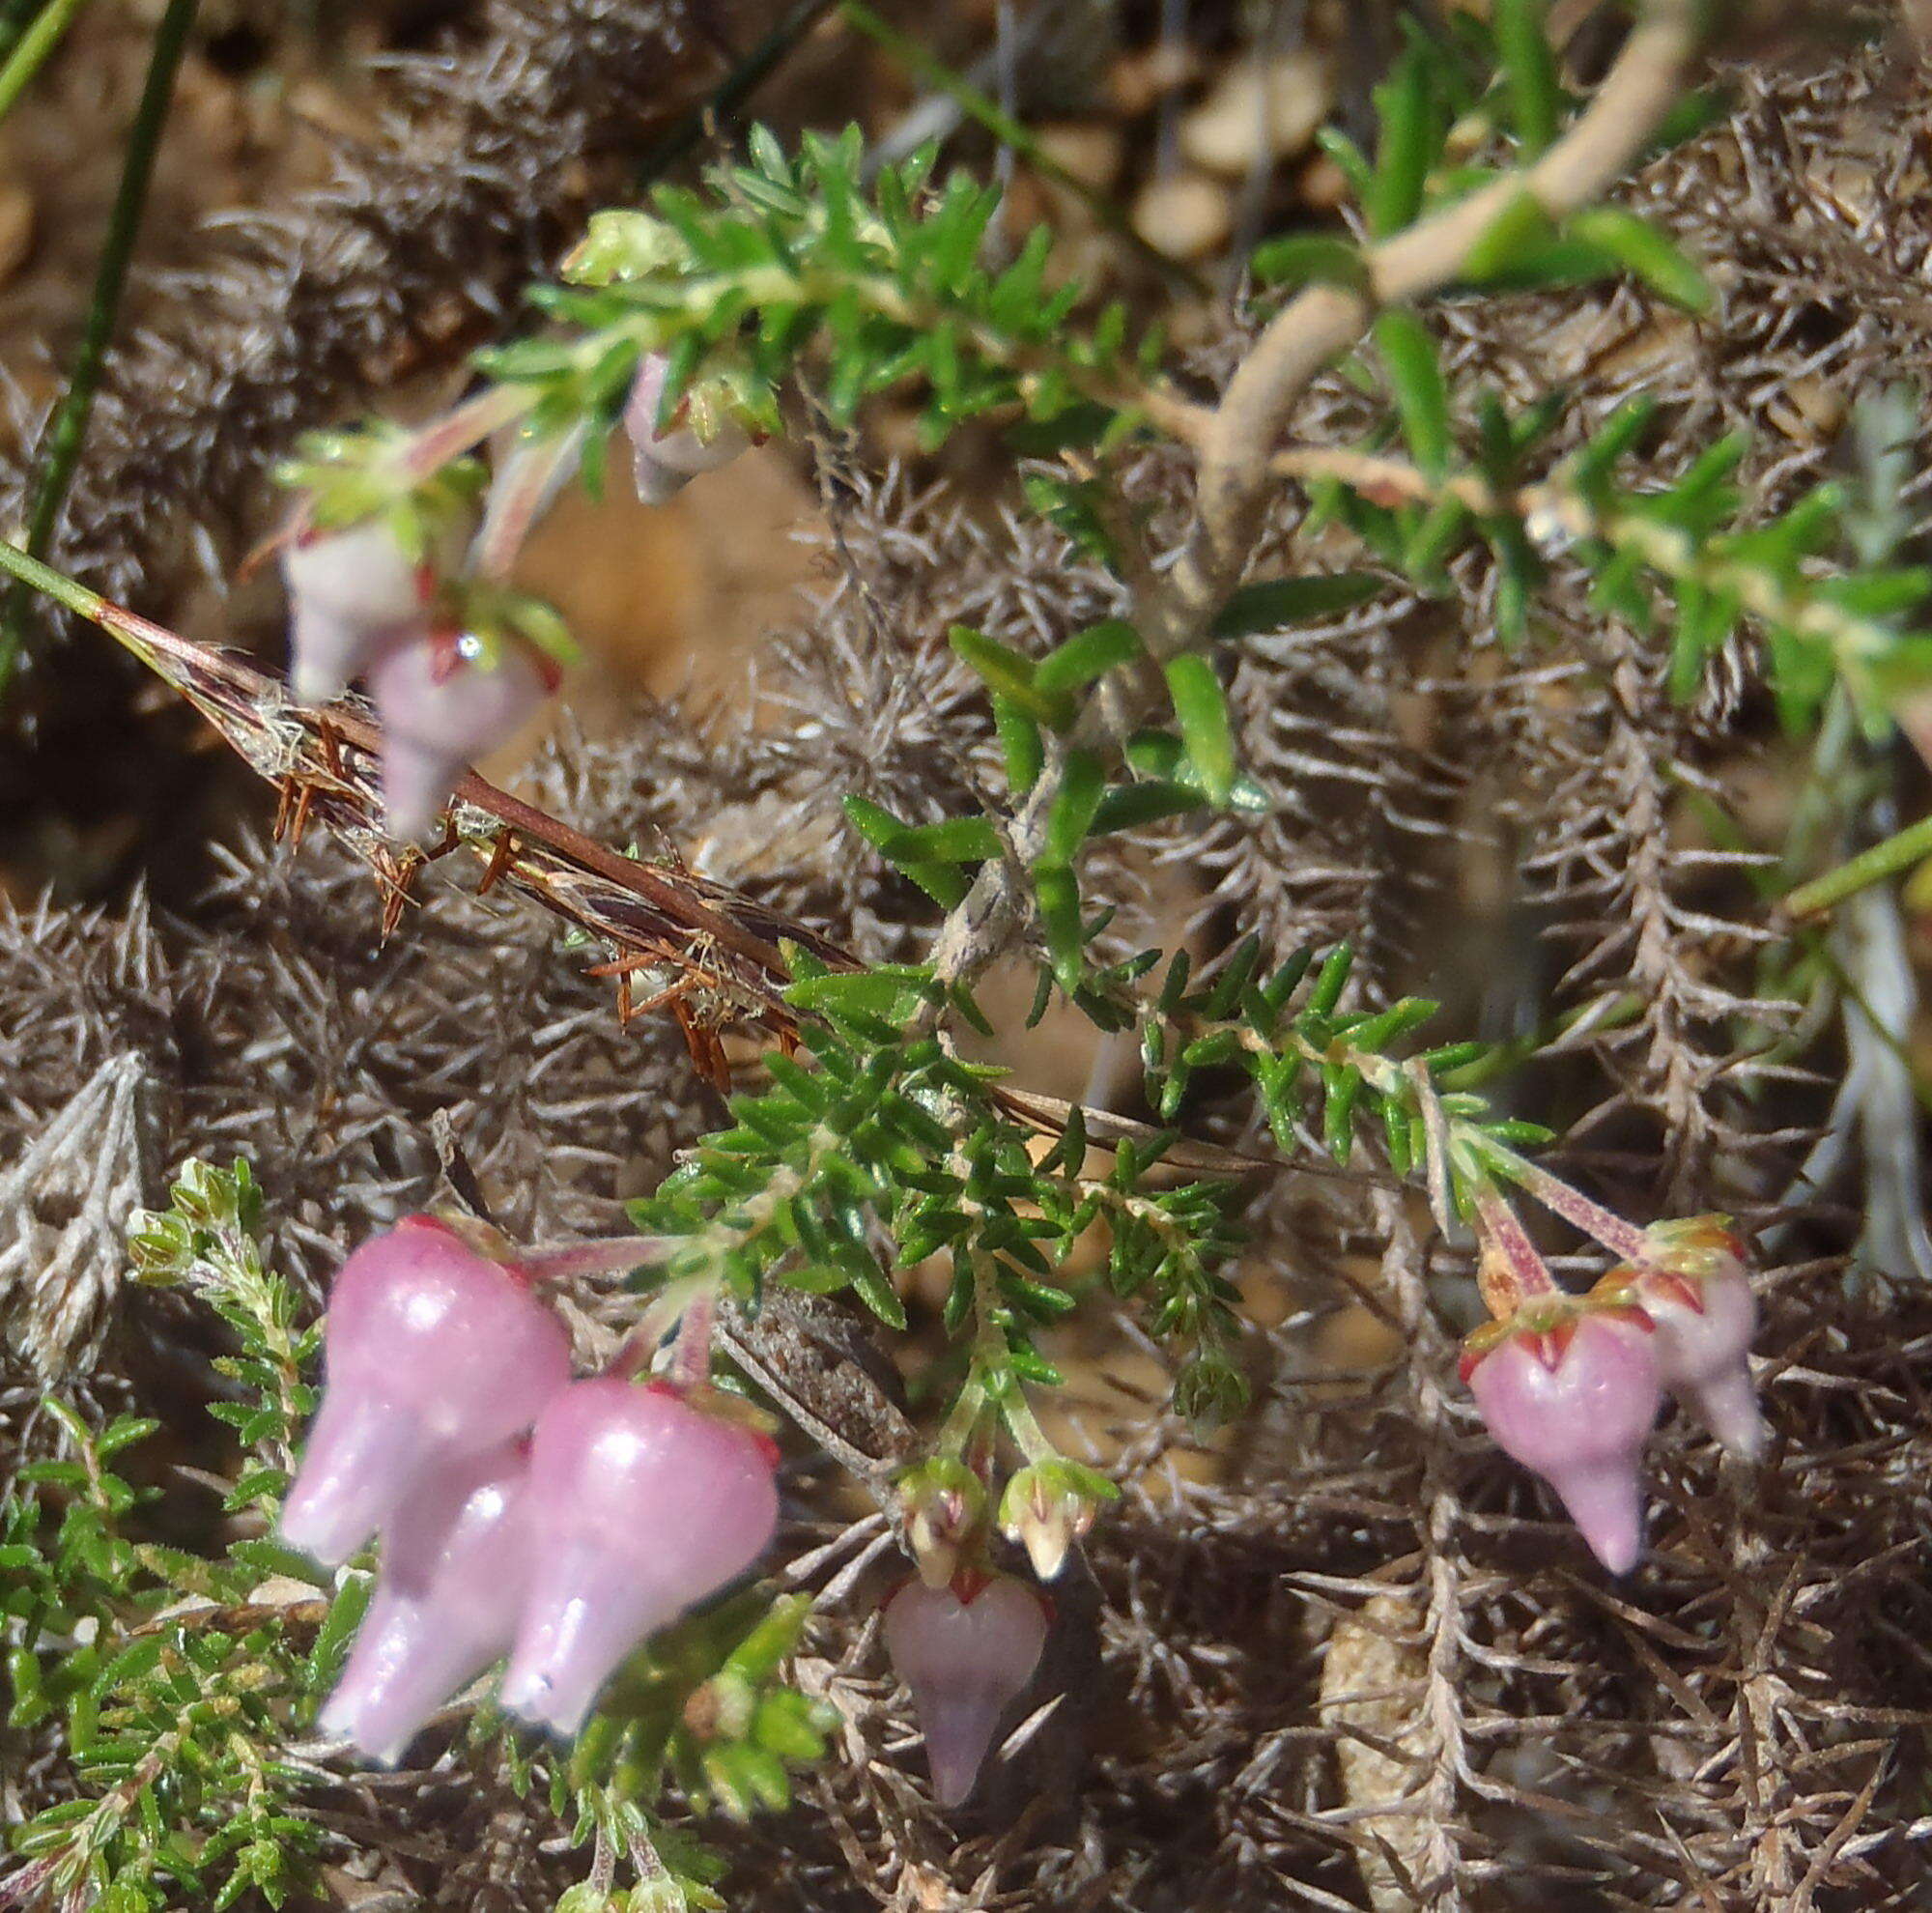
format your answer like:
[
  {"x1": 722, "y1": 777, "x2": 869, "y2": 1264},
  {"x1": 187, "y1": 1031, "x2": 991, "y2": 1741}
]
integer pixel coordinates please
[
  {"x1": 923, "y1": 0, "x2": 1705, "y2": 996},
  {"x1": 1174, "y1": 0, "x2": 1699, "y2": 633}
]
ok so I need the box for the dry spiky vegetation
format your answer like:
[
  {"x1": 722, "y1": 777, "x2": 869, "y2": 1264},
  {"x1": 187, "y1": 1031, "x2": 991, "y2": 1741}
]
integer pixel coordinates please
[{"x1": 6, "y1": 4, "x2": 1932, "y2": 1910}]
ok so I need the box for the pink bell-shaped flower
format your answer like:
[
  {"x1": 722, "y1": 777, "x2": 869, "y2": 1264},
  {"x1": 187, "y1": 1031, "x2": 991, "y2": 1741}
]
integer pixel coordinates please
[
  {"x1": 623, "y1": 356, "x2": 750, "y2": 506},
  {"x1": 367, "y1": 629, "x2": 552, "y2": 840},
  {"x1": 498, "y1": 1380, "x2": 780, "y2": 1738},
  {"x1": 281, "y1": 1216, "x2": 571, "y2": 1569},
  {"x1": 1616, "y1": 1221, "x2": 1764, "y2": 1461},
  {"x1": 281, "y1": 520, "x2": 427, "y2": 704},
  {"x1": 319, "y1": 1439, "x2": 534, "y2": 1766},
  {"x1": 1462, "y1": 1300, "x2": 1662, "y2": 1574},
  {"x1": 883, "y1": 1572, "x2": 1048, "y2": 1807}
]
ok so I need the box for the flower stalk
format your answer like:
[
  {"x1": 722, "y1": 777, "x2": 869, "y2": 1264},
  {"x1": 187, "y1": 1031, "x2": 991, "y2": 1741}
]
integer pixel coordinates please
[{"x1": 1478, "y1": 1142, "x2": 1654, "y2": 1267}]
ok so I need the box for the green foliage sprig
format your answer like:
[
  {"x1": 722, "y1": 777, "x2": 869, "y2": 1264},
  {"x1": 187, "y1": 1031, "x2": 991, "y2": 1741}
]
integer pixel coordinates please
[
  {"x1": 2, "y1": 1162, "x2": 337, "y2": 1913},
  {"x1": 624, "y1": 951, "x2": 1251, "y2": 1463},
  {"x1": 621, "y1": 920, "x2": 1574, "y2": 1457},
  {"x1": 1141, "y1": 939, "x2": 1550, "y2": 1211},
  {"x1": 487, "y1": 126, "x2": 1176, "y2": 452},
  {"x1": 273, "y1": 419, "x2": 489, "y2": 559},
  {"x1": 1293, "y1": 378, "x2": 1932, "y2": 730}
]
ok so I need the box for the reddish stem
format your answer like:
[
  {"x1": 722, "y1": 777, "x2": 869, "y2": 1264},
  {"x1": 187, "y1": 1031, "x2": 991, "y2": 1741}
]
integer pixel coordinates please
[
  {"x1": 1469, "y1": 1179, "x2": 1560, "y2": 1321},
  {"x1": 1483, "y1": 1144, "x2": 1652, "y2": 1264},
  {"x1": 669, "y1": 1288, "x2": 717, "y2": 1392},
  {"x1": 469, "y1": 422, "x2": 586, "y2": 582},
  {"x1": 516, "y1": 1236, "x2": 669, "y2": 1284},
  {"x1": 399, "y1": 385, "x2": 534, "y2": 485},
  {"x1": 96, "y1": 595, "x2": 814, "y2": 978}
]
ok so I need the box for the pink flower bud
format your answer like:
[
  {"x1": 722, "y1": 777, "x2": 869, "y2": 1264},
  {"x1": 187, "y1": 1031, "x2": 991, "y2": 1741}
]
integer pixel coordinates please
[
  {"x1": 623, "y1": 357, "x2": 749, "y2": 506},
  {"x1": 1619, "y1": 1223, "x2": 1764, "y2": 1461},
  {"x1": 498, "y1": 1380, "x2": 780, "y2": 1738},
  {"x1": 367, "y1": 630, "x2": 551, "y2": 840},
  {"x1": 883, "y1": 1574, "x2": 1048, "y2": 1807},
  {"x1": 1462, "y1": 1304, "x2": 1662, "y2": 1574},
  {"x1": 281, "y1": 521, "x2": 427, "y2": 704},
  {"x1": 319, "y1": 1439, "x2": 533, "y2": 1766},
  {"x1": 281, "y1": 1216, "x2": 570, "y2": 1568}
]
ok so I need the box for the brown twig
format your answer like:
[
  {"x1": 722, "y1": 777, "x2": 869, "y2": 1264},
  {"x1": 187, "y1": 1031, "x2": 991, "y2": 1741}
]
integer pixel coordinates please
[
  {"x1": 1174, "y1": 0, "x2": 1701, "y2": 637},
  {"x1": 13, "y1": 552, "x2": 1284, "y2": 1184},
  {"x1": 924, "y1": 0, "x2": 1705, "y2": 999},
  {"x1": 66, "y1": 585, "x2": 853, "y2": 1081}
]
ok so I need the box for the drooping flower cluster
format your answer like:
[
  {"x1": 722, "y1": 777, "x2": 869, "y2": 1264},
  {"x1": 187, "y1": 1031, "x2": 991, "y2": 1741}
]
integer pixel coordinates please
[
  {"x1": 278, "y1": 516, "x2": 561, "y2": 841},
  {"x1": 1461, "y1": 1193, "x2": 1764, "y2": 1575},
  {"x1": 283, "y1": 1216, "x2": 779, "y2": 1764},
  {"x1": 279, "y1": 352, "x2": 749, "y2": 840}
]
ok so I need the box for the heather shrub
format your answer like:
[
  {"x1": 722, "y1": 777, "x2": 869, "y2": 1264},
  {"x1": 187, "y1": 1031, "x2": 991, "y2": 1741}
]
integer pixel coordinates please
[{"x1": 5, "y1": 4, "x2": 1932, "y2": 1909}]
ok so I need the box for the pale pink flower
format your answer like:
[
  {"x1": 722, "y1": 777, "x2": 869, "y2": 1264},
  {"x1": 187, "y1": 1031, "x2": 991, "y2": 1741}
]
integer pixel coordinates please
[
  {"x1": 319, "y1": 1440, "x2": 534, "y2": 1766},
  {"x1": 1463, "y1": 1305, "x2": 1662, "y2": 1574},
  {"x1": 281, "y1": 1216, "x2": 571, "y2": 1568},
  {"x1": 1621, "y1": 1222, "x2": 1764, "y2": 1460},
  {"x1": 499, "y1": 1380, "x2": 780, "y2": 1738},
  {"x1": 883, "y1": 1574, "x2": 1049, "y2": 1807},
  {"x1": 281, "y1": 521, "x2": 427, "y2": 704},
  {"x1": 367, "y1": 630, "x2": 551, "y2": 840},
  {"x1": 623, "y1": 356, "x2": 749, "y2": 506}
]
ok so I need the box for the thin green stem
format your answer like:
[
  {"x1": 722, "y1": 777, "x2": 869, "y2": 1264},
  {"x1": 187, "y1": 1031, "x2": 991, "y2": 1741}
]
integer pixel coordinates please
[
  {"x1": 934, "y1": 1369, "x2": 993, "y2": 1458},
  {"x1": 668, "y1": 1287, "x2": 718, "y2": 1390},
  {"x1": 1776, "y1": 685, "x2": 1864, "y2": 894},
  {"x1": 996, "y1": 1378, "x2": 1058, "y2": 1466},
  {"x1": 0, "y1": 0, "x2": 198, "y2": 693},
  {"x1": 969, "y1": 1259, "x2": 1055, "y2": 1464},
  {"x1": 516, "y1": 1236, "x2": 672, "y2": 1284},
  {"x1": 1782, "y1": 811, "x2": 1932, "y2": 920},
  {"x1": 0, "y1": 533, "x2": 177, "y2": 687},
  {"x1": 0, "y1": 0, "x2": 88, "y2": 124},
  {"x1": 0, "y1": 534, "x2": 109, "y2": 624},
  {"x1": 0, "y1": 0, "x2": 52, "y2": 72}
]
